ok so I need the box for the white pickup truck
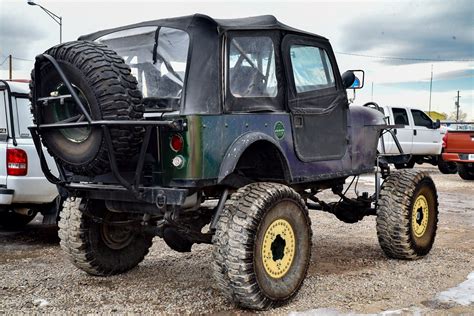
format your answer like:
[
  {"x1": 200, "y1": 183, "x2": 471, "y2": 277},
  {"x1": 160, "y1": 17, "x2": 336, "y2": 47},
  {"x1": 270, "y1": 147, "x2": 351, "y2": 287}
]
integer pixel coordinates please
[
  {"x1": 0, "y1": 80, "x2": 60, "y2": 228},
  {"x1": 377, "y1": 105, "x2": 454, "y2": 171}
]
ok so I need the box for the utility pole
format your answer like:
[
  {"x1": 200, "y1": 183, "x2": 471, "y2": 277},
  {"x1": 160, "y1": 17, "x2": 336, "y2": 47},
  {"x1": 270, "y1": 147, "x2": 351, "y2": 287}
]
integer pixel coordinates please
[
  {"x1": 371, "y1": 82, "x2": 374, "y2": 101},
  {"x1": 8, "y1": 55, "x2": 12, "y2": 80},
  {"x1": 455, "y1": 90, "x2": 460, "y2": 122},
  {"x1": 428, "y1": 64, "x2": 433, "y2": 114}
]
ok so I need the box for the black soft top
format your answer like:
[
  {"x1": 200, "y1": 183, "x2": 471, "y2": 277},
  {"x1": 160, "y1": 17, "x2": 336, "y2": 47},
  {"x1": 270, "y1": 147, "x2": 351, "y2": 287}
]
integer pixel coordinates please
[
  {"x1": 79, "y1": 14, "x2": 329, "y2": 115},
  {"x1": 79, "y1": 14, "x2": 326, "y2": 41}
]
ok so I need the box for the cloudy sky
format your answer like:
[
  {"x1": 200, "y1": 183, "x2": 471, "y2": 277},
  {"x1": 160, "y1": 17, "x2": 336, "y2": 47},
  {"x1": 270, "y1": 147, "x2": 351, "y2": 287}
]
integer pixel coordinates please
[{"x1": 1, "y1": 0, "x2": 473, "y2": 119}]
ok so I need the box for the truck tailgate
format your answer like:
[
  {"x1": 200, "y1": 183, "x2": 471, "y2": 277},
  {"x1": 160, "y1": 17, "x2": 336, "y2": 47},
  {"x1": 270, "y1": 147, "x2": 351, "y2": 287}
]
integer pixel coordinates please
[{"x1": 444, "y1": 131, "x2": 474, "y2": 154}]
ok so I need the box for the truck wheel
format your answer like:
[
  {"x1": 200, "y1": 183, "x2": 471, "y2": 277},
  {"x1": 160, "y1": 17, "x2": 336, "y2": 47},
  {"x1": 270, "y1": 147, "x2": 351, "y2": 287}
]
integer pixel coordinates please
[
  {"x1": 437, "y1": 159, "x2": 457, "y2": 174},
  {"x1": 58, "y1": 197, "x2": 152, "y2": 276},
  {"x1": 376, "y1": 170, "x2": 438, "y2": 259},
  {"x1": 0, "y1": 209, "x2": 37, "y2": 229},
  {"x1": 458, "y1": 163, "x2": 474, "y2": 180},
  {"x1": 30, "y1": 41, "x2": 144, "y2": 176},
  {"x1": 212, "y1": 182, "x2": 312, "y2": 310}
]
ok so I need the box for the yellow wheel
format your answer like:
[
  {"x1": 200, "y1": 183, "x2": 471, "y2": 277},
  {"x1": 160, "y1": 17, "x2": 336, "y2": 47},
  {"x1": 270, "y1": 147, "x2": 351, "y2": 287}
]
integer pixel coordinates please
[
  {"x1": 212, "y1": 182, "x2": 312, "y2": 310},
  {"x1": 377, "y1": 170, "x2": 438, "y2": 259},
  {"x1": 411, "y1": 195, "x2": 429, "y2": 238},
  {"x1": 261, "y1": 219, "x2": 296, "y2": 279}
]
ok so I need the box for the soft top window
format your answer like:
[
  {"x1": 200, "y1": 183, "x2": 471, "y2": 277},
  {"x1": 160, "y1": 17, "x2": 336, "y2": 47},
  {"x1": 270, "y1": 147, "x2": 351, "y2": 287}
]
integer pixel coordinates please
[
  {"x1": 290, "y1": 45, "x2": 335, "y2": 93},
  {"x1": 229, "y1": 36, "x2": 277, "y2": 98},
  {"x1": 97, "y1": 26, "x2": 190, "y2": 111}
]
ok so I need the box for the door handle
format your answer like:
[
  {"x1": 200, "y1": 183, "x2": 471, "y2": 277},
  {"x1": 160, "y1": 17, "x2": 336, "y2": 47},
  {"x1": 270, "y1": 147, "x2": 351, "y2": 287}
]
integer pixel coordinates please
[{"x1": 413, "y1": 129, "x2": 417, "y2": 136}]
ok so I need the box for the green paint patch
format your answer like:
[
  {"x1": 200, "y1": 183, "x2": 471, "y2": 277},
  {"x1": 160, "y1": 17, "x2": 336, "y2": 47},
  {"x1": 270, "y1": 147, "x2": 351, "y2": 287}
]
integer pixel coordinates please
[{"x1": 274, "y1": 121, "x2": 285, "y2": 140}]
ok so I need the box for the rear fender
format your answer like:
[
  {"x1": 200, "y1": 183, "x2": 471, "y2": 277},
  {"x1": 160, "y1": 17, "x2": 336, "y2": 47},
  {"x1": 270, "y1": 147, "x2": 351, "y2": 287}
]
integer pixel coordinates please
[{"x1": 217, "y1": 132, "x2": 290, "y2": 183}]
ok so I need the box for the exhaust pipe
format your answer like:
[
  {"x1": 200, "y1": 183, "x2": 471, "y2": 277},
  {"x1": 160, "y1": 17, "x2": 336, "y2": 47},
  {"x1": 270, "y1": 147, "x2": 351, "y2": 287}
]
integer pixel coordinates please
[{"x1": 14, "y1": 208, "x2": 34, "y2": 216}]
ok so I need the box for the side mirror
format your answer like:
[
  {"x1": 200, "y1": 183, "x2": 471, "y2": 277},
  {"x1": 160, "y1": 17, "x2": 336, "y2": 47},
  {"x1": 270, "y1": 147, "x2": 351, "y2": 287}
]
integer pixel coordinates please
[
  {"x1": 342, "y1": 70, "x2": 365, "y2": 89},
  {"x1": 433, "y1": 119, "x2": 441, "y2": 129}
]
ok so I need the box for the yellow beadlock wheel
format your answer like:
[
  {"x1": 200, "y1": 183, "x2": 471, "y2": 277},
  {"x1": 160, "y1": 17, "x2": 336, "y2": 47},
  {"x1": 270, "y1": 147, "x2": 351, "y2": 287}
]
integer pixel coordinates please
[
  {"x1": 261, "y1": 219, "x2": 296, "y2": 279},
  {"x1": 411, "y1": 194, "x2": 429, "y2": 238}
]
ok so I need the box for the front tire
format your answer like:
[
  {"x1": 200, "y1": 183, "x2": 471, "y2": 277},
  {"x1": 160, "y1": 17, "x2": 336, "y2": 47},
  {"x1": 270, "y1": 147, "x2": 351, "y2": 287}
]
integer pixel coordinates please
[
  {"x1": 458, "y1": 163, "x2": 474, "y2": 180},
  {"x1": 58, "y1": 197, "x2": 152, "y2": 276},
  {"x1": 376, "y1": 170, "x2": 438, "y2": 259},
  {"x1": 212, "y1": 182, "x2": 312, "y2": 310}
]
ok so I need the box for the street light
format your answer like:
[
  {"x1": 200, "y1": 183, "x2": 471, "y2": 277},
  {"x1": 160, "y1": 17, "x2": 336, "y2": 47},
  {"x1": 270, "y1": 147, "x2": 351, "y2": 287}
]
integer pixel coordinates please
[{"x1": 27, "y1": 1, "x2": 62, "y2": 43}]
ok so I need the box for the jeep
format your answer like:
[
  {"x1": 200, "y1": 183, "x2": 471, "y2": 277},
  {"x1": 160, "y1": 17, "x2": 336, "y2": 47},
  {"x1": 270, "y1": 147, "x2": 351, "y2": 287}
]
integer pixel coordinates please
[{"x1": 30, "y1": 14, "x2": 438, "y2": 310}]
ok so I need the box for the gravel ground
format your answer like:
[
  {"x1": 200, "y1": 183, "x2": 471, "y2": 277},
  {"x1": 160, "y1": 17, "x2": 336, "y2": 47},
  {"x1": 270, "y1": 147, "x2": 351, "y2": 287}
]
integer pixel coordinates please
[{"x1": 0, "y1": 166, "x2": 473, "y2": 314}]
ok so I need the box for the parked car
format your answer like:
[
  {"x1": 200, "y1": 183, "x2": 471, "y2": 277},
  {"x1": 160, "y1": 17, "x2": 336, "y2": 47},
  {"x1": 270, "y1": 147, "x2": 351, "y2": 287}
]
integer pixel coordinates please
[
  {"x1": 377, "y1": 105, "x2": 448, "y2": 170},
  {"x1": 30, "y1": 14, "x2": 439, "y2": 310},
  {"x1": 442, "y1": 125, "x2": 474, "y2": 180},
  {"x1": 0, "y1": 80, "x2": 60, "y2": 228}
]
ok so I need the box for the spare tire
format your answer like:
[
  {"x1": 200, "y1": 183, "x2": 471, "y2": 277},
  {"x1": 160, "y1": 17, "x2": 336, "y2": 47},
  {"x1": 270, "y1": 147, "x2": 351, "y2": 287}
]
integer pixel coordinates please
[{"x1": 30, "y1": 41, "x2": 144, "y2": 176}]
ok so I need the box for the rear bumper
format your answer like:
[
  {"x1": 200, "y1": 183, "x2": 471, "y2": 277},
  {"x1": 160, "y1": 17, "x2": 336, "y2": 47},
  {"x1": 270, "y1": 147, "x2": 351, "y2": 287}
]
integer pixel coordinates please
[
  {"x1": 4, "y1": 176, "x2": 58, "y2": 204},
  {"x1": 65, "y1": 182, "x2": 188, "y2": 207},
  {"x1": 0, "y1": 188, "x2": 14, "y2": 204},
  {"x1": 442, "y1": 153, "x2": 474, "y2": 163}
]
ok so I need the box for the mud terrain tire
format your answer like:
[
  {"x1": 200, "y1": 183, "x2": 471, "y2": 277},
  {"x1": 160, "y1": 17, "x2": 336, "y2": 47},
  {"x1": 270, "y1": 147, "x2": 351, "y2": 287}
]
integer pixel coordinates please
[
  {"x1": 376, "y1": 170, "x2": 438, "y2": 259},
  {"x1": 58, "y1": 197, "x2": 152, "y2": 276},
  {"x1": 30, "y1": 41, "x2": 144, "y2": 176},
  {"x1": 212, "y1": 182, "x2": 312, "y2": 310}
]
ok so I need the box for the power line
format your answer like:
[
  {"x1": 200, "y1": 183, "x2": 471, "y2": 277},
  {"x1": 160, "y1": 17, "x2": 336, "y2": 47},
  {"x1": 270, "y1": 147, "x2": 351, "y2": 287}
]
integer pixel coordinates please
[
  {"x1": 0, "y1": 56, "x2": 8, "y2": 66},
  {"x1": 335, "y1": 51, "x2": 474, "y2": 62},
  {"x1": 11, "y1": 56, "x2": 34, "y2": 62}
]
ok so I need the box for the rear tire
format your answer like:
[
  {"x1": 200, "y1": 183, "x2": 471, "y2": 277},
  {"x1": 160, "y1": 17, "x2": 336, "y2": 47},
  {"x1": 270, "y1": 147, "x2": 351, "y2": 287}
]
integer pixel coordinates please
[
  {"x1": 0, "y1": 209, "x2": 37, "y2": 229},
  {"x1": 376, "y1": 170, "x2": 438, "y2": 259},
  {"x1": 30, "y1": 41, "x2": 144, "y2": 176},
  {"x1": 212, "y1": 182, "x2": 312, "y2": 310},
  {"x1": 58, "y1": 197, "x2": 152, "y2": 276},
  {"x1": 437, "y1": 159, "x2": 457, "y2": 174},
  {"x1": 458, "y1": 163, "x2": 474, "y2": 180}
]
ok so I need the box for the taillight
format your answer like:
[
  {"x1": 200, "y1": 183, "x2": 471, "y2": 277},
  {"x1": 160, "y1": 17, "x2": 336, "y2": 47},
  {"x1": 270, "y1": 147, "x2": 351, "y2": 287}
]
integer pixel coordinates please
[
  {"x1": 7, "y1": 148, "x2": 28, "y2": 176},
  {"x1": 170, "y1": 134, "x2": 184, "y2": 152},
  {"x1": 442, "y1": 133, "x2": 447, "y2": 148}
]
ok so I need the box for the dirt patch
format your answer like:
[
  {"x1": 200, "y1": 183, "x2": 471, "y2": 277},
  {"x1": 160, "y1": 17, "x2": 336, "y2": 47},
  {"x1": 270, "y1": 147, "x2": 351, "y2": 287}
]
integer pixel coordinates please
[{"x1": 0, "y1": 166, "x2": 472, "y2": 314}]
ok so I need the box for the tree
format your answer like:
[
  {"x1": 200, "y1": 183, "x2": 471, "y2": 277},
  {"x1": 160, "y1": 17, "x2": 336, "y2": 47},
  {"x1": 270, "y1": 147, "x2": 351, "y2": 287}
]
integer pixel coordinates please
[{"x1": 447, "y1": 109, "x2": 467, "y2": 121}]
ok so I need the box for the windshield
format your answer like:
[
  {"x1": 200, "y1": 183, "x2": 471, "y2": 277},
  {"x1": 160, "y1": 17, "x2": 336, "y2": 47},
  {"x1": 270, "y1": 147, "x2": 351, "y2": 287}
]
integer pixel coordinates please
[{"x1": 97, "y1": 26, "x2": 190, "y2": 111}]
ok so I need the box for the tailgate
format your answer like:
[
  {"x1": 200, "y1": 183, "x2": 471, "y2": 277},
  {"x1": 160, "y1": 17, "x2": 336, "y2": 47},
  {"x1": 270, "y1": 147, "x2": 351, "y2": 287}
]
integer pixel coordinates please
[{"x1": 445, "y1": 131, "x2": 474, "y2": 154}]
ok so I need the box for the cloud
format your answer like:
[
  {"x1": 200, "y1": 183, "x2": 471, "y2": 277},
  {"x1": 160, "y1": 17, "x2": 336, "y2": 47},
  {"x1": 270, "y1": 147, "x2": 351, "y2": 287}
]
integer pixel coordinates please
[
  {"x1": 0, "y1": 4, "x2": 48, "y2": 57},
  {"x1": 339, "y1": 0, "x2": 474, "y2": 65}
]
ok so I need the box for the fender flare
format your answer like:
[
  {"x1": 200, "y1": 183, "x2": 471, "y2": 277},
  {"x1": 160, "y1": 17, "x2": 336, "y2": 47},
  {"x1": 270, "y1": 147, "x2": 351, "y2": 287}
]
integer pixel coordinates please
[{"x1": 217, "y1": 132, "x2": 291, "y2": 183}]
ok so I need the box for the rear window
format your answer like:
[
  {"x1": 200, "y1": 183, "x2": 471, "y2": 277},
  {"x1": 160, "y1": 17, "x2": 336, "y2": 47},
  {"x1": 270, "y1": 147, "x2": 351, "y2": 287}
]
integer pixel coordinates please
[{"x1": 97, "y1": 27, "x2": 190, "y2": 111}]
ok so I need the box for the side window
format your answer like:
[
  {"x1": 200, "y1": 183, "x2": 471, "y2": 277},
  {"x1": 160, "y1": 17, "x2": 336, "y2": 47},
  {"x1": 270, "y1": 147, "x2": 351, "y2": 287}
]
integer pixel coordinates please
[
  {"x1": 229, "y1": 36, "x2": 277, "y2": 98},
  {"x1": 14, "y1": 97, "x2": 32, "y2": 138},
  {"x1": 289, "y1": 45, "x2": 335, "y2": 93},
  {"x1": 0, "y1": 90, "x2": 7, "y2": 139},
  {"x1": 411, "y1": 109, "x2": 433, "y2": 128},
  {"x1": 392, "y1": 108, "x2": 409, "y2": 126}
]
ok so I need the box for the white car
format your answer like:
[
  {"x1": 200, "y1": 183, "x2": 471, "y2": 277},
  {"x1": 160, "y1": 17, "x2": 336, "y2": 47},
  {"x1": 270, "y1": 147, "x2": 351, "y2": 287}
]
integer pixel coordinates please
[
  {"x1": 0, "y1": 80, "x2": 60, "y2": 228},
  {"x1": 377, "y1": 105, "x2": 447, "y2": 169}
]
